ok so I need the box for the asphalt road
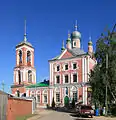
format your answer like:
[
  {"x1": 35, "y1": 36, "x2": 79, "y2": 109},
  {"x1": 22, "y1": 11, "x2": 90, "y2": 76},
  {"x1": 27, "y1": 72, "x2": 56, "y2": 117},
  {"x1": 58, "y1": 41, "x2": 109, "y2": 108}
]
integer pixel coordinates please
[{"x1": 37, "y1": 110, "x2": 93, "y2": 120}]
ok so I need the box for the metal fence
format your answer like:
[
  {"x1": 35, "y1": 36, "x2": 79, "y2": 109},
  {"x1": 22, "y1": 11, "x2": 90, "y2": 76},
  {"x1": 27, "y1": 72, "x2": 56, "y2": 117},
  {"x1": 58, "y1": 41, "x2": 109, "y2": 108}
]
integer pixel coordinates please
[{"x1": 0, "y1": 94, "x2": 8, "y2": 120}]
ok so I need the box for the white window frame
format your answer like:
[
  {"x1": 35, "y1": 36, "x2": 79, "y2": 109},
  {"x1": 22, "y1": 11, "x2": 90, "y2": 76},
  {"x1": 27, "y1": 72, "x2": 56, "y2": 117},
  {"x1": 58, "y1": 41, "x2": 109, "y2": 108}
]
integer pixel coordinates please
[
  {"x1": 73, "y1": 41, "x2": 76, "y2": 47},
  {"x1": 71, "y1": 62, "x2": 79, "y2": 70},
  {"x1": 63, "y1": 74, "x2": 69, "y2": 84},
  {"x1": 42, "y1": 90, "x2": 48, "y2": 104},
  {"x1": 64, "y1": 64, "x2": 68, "y2": 71},
  {"x1": 44, "y1": 94, "x2": 48, "y2": 103},
  {"x1": 73, "y1": 73, "x2": 78, "y2": 83},
  {"x1": 73, "y1": 63, "x2": 77, "y2": 69},
  {"x1": 71, "y1": 72, "x2": 78, "y2": 83},
  {"x1": 73, "y1": 91, "x2": 78, "y2": 102},
  {"x1": 56, "y1": 92, "x2": 60, "y2": 103},
  {"x1": 37, "y1": 94, "x2": 40, "y2": 103},
  {"x1": 55, "y1": 64, "x2": 60, "y2": 72},
  {"x1": 56, "y1": 75, "x2": 60, "y2": 84}
]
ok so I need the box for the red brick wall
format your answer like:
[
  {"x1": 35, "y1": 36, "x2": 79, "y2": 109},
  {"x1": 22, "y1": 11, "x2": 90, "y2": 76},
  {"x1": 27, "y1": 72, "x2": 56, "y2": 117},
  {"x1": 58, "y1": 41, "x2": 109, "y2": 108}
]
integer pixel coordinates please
[
  {"x1": 7, "y1": 97, "x2": 32, "y2": 120},
  {"x1": 11, "y1": 86, "x2": 26, "y2": 95},
  {"x1": 61, "y1": 51, "x2": 73, "y2": 59}
]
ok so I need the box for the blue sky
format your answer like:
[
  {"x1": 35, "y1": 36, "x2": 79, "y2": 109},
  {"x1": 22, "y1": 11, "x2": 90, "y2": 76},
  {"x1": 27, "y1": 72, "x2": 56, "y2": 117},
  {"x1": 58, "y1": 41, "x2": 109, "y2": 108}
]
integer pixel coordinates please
[{"x1": 0, "y1": 0, "x2": 115, "y2": 93}]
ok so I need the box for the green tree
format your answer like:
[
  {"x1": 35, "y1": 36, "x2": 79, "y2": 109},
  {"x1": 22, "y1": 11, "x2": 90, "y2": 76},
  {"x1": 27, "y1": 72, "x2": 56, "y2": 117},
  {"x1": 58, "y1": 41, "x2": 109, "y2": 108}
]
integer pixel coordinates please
[
  {"x1": 52, "y1": 97, "x2": 55, "y2": 108},
  {"x1": 89, "y1": 25, "x2": 116, "y2": 109},
  {"x1": 71, "y1": 98, "x2": 75, "y2": 108}
]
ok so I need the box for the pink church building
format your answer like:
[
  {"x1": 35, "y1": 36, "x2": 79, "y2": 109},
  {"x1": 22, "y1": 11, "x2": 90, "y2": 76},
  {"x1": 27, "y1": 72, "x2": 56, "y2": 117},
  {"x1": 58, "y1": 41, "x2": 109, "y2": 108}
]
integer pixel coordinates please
[{"x1": 11, "y1": 21, "x2": 96, "y2": 108}]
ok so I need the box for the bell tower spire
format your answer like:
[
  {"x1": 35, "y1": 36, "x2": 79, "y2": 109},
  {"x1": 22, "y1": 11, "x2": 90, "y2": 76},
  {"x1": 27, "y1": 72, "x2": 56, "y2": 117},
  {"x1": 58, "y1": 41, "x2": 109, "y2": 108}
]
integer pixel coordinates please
[{"x1": 24, "y1": 19, "x2": 27, "y2": 42}]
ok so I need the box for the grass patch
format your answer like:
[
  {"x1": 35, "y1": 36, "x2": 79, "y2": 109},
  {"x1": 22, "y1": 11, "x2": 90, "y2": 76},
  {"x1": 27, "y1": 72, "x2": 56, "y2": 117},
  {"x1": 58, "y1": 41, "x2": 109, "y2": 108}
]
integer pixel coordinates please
[{"x1": 16, "y1": 114, "x2": 36, "y2": 120}]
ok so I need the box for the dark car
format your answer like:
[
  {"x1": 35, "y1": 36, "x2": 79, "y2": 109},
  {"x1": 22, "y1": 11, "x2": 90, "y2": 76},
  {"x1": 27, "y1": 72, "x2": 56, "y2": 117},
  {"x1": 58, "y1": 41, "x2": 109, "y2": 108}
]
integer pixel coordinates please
[{"x1": 76, "y1": 105, "x2": 94, "y2": 117}]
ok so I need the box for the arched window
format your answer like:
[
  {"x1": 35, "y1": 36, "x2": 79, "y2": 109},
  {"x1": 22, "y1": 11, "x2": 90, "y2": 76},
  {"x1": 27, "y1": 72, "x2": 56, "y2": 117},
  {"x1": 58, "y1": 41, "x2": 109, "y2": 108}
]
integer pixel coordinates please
[
  {"x1": 43, "y1": 90, "x2": 47, "y2": 103},
  {"x1": 18, "y1": 70, "x2": 21, "y2": 84},
  {"x1": 28, "y1": 70, "x2": 32, "y2": 83},
  {"x1": 19, "y1": 50, "x2": 22, "y2": 64},
  {"x1": 27, "y1": 51, "x2": 31, "y2": 63}
]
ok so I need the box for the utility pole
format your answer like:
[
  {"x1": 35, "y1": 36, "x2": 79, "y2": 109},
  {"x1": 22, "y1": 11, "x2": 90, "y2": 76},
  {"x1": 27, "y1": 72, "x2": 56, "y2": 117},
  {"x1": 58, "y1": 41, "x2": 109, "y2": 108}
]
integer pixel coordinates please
[{"x1": 105, "y1": 54, "x2": 108, "y2": 116}]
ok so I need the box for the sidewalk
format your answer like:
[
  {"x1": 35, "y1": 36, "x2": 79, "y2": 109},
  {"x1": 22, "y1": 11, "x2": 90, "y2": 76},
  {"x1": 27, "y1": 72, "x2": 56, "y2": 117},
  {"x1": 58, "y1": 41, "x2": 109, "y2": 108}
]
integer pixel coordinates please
[{"x1": 93, "y1": 116, "x2": 116, "y2": 120}]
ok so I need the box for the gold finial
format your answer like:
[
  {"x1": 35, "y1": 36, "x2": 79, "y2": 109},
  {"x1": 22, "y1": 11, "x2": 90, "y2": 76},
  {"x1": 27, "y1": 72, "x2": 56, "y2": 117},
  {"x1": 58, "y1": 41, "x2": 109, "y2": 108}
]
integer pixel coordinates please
[
  {"x1": 68, "y1": 30, "x2": 71, "y2": 38},
  {"x1": 74, "y1": 20, "x2": 77, "y2": 31}
]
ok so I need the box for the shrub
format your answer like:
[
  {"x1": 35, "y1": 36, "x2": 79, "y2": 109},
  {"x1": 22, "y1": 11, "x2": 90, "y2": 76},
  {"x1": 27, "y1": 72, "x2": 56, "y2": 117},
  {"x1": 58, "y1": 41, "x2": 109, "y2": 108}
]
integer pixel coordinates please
[{"x1": 71, "y1": 98, "x2": 75, "y2": 108}]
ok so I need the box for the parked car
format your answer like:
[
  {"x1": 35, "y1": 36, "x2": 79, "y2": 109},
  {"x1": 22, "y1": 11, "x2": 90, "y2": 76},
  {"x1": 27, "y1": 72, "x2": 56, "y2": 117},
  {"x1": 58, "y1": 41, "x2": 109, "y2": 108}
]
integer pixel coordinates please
[{"x1": 76, "y1": 105, "x2": 94, "y2": 117}]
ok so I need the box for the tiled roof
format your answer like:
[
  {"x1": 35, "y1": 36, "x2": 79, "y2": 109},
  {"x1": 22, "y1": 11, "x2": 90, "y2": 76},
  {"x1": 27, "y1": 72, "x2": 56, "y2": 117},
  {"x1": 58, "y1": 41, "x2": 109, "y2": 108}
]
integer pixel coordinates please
[
  {"x1": 51, "y1": 48, "x2": 86, "y2": 60},
  {"x1": 68, "y1": 48, "x2": 85, "y2": 56}
]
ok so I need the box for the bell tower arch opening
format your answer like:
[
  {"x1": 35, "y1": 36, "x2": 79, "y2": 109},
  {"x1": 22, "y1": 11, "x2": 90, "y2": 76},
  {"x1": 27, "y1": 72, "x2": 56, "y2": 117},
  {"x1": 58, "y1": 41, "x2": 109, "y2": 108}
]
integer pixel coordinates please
[
  {"x1": 27, "y1": 51, "x2": 31, "y2": 65},
  {"x1": 28, "y1": 70, "x2": 32, "y2": 83},
  {"x1": 18, "y1": 70, "x2": 21, "y2": 84},
  {"x1": 19, "y1": 50, "x2": 22, "y2": 64}
]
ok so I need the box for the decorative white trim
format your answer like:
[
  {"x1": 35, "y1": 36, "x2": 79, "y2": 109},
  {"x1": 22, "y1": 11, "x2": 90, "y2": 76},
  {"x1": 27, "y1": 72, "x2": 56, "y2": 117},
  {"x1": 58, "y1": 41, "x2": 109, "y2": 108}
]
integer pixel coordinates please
[
  {"x1": 55, "y1": 74, "x2": 60, "y2": 84},
  {"x1": 55, "y1": 64, "x2": 60, "y2": 72},
  {"x1": 50, "y1": 89, "x2": 52, "y2": 105},
  {"x1": 73, "y1": 41, "x2": 76, "y2": 47},
  {"x1": 82, "y1": 57, "x2": 84, "y2": 83},
  {"x1": 31, "y1": 51, "x2": 33, "y2": 66},
  {"x1": 16, "y1": 71, "x2": 18, "y2": 83},
  {"x1": 50, "y1": 63, "x2": 52, "y2": 85},
  {"x1": 85, "y1": 58, "x2": 87, "y2": 82},
  {"x1": 71, "y1": 72, "x2": 78, "y2": 83},
  {"x1": 16, "y1": 45, "x2": 34, "y2": 51},
  {"x1": 26, "y1": 90, "x2": 29, "y2": 97},
  {"x1": 87, "y1": 56, "x2": 89, "y2": 82},
  {"x1": 58, "y1": 49, "x2": 67, "y2": 59},
  {"x1": 52, "y1": 63, "x2": 54, "y2": 85}
]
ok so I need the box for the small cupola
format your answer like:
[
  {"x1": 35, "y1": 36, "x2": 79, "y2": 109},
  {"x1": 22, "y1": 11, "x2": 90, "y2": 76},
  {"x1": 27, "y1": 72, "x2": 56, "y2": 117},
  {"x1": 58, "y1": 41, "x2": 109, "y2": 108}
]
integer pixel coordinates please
[
  {"x1": 61, "y1": 40, "x2": 65, "y2": 52},
  {"x1": 71, "y1": 20, "x2": 81, "y2": 49},
  {"x1": 88, "y1": 36, "x2": 93, "y2": 53},
  {"x1": 66, "y1": 31, "x2": 71, "y2": 49}
]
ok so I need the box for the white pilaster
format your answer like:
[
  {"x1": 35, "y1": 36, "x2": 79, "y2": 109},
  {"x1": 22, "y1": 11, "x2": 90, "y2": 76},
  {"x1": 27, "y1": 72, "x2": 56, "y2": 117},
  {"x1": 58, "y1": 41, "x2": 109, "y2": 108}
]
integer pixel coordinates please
[
  {"x1": 16, "y1": 71, "x2": 18, "y2": 83},
  {"x1": 17, "y1": 51, "x2": 19, "y2": 66},
  {"x1": 82, "y1": 57, "x2": 84, "y2": 83},
  {"x1": 51, "y1": 63, "x2": 53, "y2": 85},
  {"x1": 26, "y1": 89, "x2": 29, "y2": 97},
  {"x1": 87, "y1": 56, "x2": 89, "y2": 81},
  {"x1": 23, "y1": 69, "x2": 25, "y2": 81},
  {"x1": 82, "y1": 57, "x2": 85, "y2": 104},
  {"x1": 85, "y1": 58, "x2": 87, "y2": 82}
]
